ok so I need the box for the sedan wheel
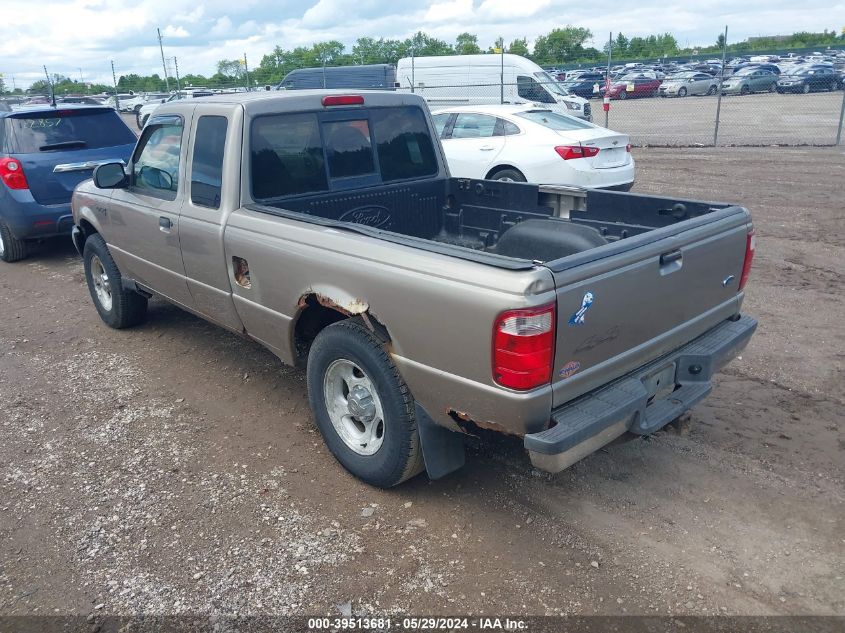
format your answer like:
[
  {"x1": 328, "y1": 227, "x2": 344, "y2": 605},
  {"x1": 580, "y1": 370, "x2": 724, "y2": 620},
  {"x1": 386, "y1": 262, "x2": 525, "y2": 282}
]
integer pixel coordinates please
[
  {"x1": 740, "y1": 85, "x2": 750, "y2": 95},
  {"x1": 769, "y1": 82, "x2": 777, "y2": 92},
  {"x1": 802, "y1": 83, "x2": 810, "y2": 94},
  {"x1": 677, "y1": 87, "x2": 687, "y2": 97},
  {"x1": 618, "y1": 90, "x2": 627, "y2": 100}
]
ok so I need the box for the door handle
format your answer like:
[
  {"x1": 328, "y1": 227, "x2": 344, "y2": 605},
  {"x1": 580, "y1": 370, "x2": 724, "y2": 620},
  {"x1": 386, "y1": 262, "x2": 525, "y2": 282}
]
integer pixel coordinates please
[
  {"x1": 479, "y1": 145, "x2": 495, "y2": 151},
  {"x1": 659, "y1": 250, "x2": 682, "y2": 265},
  {"x1": 159, "y1": 216, "x2": 172, "y2": 233}
]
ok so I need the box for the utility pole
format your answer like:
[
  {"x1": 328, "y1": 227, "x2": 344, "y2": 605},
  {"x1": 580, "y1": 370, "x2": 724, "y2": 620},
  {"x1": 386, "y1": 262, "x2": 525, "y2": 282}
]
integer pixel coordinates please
[
  {"x1": 500, "y1": 37, "x2": 505, "y2": 105},
  {"x1": 111, "y1": 60, "x2": 120, "y2": 111},
  {"x1": 713, "y1": 25, "x2": 728, "y2": 146},
  {"x1": 44, "y1": 65, "x2": 56, "y2": 106},
  {"x1": 243, "y1": 53, "x2": 251, "y2": 91},
  {"x1": 173, "y1": 57, "x2": 182, "y2": 92},
  {"x1": 157, "y1": 27, "x2": 171, "y2": 91},
  {"x1": 78, "y1": 68, "x2": 85, "y2": 93}
]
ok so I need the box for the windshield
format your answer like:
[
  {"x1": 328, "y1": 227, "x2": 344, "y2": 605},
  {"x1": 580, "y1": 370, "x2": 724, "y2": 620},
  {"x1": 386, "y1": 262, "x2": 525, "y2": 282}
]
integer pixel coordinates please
[
  {"x1": 6, "y1": 109, "x2": 137, "y2": 153},
  {"x1": 784, "y1": 69, "x2": 810, "y2": 76},
  {"x1": 514, "y1": 109, "x2": 593, "y2": 131},
  {"x1": 533, "y1": 72, "x2": 568, "y2": 96}
]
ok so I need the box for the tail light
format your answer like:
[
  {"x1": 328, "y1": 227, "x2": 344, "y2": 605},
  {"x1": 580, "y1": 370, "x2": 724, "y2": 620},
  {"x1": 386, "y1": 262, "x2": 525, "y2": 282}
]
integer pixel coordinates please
[
  {"x1": 493, "y1": 303, "x2": 556, "y2": 390},
  {"x1": 555, "y1": 145, "x2": 600, "y2": 160},
  {"x1": 738, "y1": 229, "x2": 755, "y2": 291},
  {"x1": 0, "y1": 158, "x2": 29, "y2": 190},
  {"x1": 321, "y1": 95, "x2": 364, "y2": 106},
  {"x1": 626, "y1": 143, "x2": 632, "y2": 152}
]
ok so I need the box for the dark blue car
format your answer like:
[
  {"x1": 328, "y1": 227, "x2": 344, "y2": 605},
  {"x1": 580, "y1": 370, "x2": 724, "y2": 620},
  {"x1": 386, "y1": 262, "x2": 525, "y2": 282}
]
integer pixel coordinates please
[{"x1": 0, "y1": 105, "x2": 136, "y2": 262}]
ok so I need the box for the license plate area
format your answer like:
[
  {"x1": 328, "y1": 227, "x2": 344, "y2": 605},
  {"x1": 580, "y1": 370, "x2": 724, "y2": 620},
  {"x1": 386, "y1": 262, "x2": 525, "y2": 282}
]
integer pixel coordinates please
[{"x1": 642, "y1": 362, "x2": 677, "y2": 403}]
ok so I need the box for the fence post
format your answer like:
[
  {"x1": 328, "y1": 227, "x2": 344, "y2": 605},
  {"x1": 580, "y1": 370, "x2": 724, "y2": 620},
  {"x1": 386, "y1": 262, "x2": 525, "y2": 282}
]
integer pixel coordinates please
[
  {"x1": 500, "y1": 41, "x2": 504, "y2": 105},
  {"x1": 605, "y1": 32, "x2": 612, "y2": 128},
  {"x1": 713, "y1": 25, "x2": 728, "y2": 146},
  {"x1": 837, "y1": 86, "x2": 845, "y2": 145}
]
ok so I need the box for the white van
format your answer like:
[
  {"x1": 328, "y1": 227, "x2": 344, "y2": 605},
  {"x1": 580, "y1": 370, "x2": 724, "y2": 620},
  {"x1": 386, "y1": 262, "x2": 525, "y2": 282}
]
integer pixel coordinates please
[{"x1": 396, "y1": 54, "x2": 591, "y2": 121}]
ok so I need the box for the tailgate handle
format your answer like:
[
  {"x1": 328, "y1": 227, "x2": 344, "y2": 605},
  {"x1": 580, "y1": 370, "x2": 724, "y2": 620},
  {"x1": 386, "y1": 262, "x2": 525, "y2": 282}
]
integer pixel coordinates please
[{"x1": 659, "y1": 250, "x2": 683, "y2": 265}]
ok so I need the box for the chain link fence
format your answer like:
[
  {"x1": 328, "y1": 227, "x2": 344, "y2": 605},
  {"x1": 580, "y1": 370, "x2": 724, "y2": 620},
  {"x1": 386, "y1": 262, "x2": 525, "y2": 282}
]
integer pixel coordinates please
[{"x1": 409, "y1": 79, "x2": 845, "y2": 147}]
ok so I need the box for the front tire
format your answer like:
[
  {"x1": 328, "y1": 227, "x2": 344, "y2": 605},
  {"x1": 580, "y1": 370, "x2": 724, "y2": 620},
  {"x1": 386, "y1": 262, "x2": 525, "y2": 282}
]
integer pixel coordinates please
[
  {"x1": 618, "y1": 90, "x2": 627, "y2": 100},
  {"x1": 489, "y1": 168, "x2": 526, "y2": 182},
  {"x1": 0, "y1": 220, "x2": 28, "y2": 263},
  {"x1": 802, "y1": 83, "x2": 810, "y2": 94},
  {"x1": 307, "y1": 319, "x2": 424, "y2": 488},
  {"x1": 678, "y1": 87, "x2": 687, "y2": 97},
  {"x1": 740, "y1": 85, "x2": 750, "y2": 95},
  {"x1": 83, "y1": 234, "x2": 147, "y2": 329}
]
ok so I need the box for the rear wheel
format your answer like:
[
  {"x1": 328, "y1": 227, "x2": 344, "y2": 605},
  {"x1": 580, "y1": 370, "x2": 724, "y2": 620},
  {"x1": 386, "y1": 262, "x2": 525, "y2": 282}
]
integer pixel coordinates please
[
  {"x1": 489, "y1": 168, "x2": 526, "y2": 183},
  {"x1": 307, "y1": 319, "x2": 424, "y2": 488},
  {"x1": 83, "y1": 234, "x2": 148, "y2": 329},
  {"x1": 0, "y1": 220, "x2": 28, "y2": 263}
]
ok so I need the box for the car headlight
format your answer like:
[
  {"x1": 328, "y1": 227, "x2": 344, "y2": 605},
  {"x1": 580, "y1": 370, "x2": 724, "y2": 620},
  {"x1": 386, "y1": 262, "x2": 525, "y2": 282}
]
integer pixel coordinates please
[{"x1": 564, "y1": 101, "x2": 581, "y2": 110}]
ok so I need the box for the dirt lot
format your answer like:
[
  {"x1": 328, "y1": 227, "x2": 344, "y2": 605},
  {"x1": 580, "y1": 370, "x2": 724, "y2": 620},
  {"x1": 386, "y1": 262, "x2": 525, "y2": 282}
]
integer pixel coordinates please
[{"x1": 0, "y1": 147, "x2": 843, "y2": 622}]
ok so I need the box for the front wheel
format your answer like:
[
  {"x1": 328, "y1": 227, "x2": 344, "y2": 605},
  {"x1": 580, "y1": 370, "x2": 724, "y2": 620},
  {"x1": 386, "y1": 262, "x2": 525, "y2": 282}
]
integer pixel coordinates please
[
  {"x1": 307, "y1": 319, "x2": 425, "y2": 488},
  {"x1": 136, "y1": 113, "x2": 148, "y2": 130},
  {"x1": 740, "y1": 85, "x2": 750, "y2": 95},
  {"x1": 489, "y1": 168, "x2": 526, "y2": 183},
  {"x1": 769, "y1": 82, "x2": 777, "y2": 93},
  {"x1": 677, "y1": 87, "x2": 687, "y2": 97},
  {"x1": 618, "y1": 90, "x2": 627, "y2": 100},
  {"x1": 802, "y1": 83, "x2": 810, "y2": 94},
  {"x1": 0, "y1": 220, "x2": 28, "y2": 263},
  {"x1": 83, "y1": 234, "x2": 148, "y2": 329}
]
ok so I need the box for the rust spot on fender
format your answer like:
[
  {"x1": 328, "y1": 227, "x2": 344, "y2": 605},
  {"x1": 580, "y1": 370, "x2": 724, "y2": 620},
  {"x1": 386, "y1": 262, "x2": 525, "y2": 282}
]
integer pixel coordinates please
[
  {"x1": 298, "y1": 292, "x2": 369, "y2": 316},
  {"x1": 447, "y1": 409, "x2": 521, "y2": 437}
]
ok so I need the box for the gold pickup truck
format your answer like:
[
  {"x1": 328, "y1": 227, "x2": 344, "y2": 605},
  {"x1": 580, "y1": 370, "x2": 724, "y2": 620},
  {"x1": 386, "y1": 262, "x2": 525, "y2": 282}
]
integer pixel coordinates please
[{"x1": 71, "y1": 91, "x2": 756, "y2": 487}]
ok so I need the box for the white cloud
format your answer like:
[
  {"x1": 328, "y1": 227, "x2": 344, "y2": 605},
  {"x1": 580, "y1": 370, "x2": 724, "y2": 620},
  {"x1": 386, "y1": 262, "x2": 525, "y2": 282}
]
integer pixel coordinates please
[
  {"x1": 162, "y1": 24, "x2": 190, "y2": 38},
  {"x1": 423, "y1": 0, "x2": 474, "y2": 22}
]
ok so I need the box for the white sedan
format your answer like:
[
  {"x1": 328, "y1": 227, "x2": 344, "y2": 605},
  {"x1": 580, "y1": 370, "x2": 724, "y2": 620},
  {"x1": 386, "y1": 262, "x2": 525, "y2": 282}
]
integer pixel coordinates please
[{"x1": 431, "y1": 105, "x2": 635, "y2": 190}]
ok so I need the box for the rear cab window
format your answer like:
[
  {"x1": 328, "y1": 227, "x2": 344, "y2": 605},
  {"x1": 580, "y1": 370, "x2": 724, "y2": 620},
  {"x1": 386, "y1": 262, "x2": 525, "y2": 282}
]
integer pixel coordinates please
[
  {"x1": 190, "y1": 116, "x2": 228, "y2": 209},
  {"x1": 4, "y1": 108, "x2": 137, "y2": 153},
  {"x1": 250, "y1": 105, "x2": 438, "y2": 201}
]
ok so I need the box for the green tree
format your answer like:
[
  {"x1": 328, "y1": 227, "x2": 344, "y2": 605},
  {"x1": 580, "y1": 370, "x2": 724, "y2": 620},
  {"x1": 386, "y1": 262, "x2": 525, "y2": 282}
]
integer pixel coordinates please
[
  {"x1": 407, "y1": 31, "x2": 454, "y2": 56},
  {"x1": 533, "y1": 26, "x2": 593, "y2": 63},
  {"x1": 455, "y1": 32, "x2": 481, "y2": 55},
  {"x1": 614, "y1": 33, "x2": 630, "y2": 56},
  {"x1": 716, "y1": 33, "x2": 726, "y2": 49},
  {"x1": 507, "y1": 38, "x2": 529, "y2": 57},
  {"x1": 216, "y1": 59, "x2": 244, "y2": 79}
]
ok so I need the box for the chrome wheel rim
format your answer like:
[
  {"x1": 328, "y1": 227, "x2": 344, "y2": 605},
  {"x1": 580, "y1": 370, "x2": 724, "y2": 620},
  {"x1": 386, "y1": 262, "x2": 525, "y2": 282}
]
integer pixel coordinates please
[
  {"x1": 0, "y1": 231, "x2": 5, "y2": 257},
  {"x1": 323, "y1": 358, "x2": 385, "y2": 456},
  {"x1": 497, "y1": 176, "x2": 515, "y2": 182},
  {"x1": 90, "y1": 255, "x2": 113, "y2": 311}
]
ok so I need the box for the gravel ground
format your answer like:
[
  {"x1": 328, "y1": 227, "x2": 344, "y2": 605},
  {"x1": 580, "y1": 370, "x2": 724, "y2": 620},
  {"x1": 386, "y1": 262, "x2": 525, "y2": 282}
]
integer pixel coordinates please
[{"x1": 0, "y1": 147, "x2": 843, "y2": 623}]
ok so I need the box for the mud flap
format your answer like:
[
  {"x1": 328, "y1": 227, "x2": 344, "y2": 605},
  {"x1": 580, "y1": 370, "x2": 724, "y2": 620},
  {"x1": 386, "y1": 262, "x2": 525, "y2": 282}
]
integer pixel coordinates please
[{"x1": 415, "y1": 404, "x2": 465, "y2": 480}]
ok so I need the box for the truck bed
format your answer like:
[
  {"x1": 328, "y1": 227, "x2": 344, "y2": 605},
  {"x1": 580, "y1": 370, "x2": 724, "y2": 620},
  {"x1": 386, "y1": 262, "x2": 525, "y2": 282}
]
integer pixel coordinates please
[{"x1": 247, "y1": 177, "x2": 738, "y2": 269}]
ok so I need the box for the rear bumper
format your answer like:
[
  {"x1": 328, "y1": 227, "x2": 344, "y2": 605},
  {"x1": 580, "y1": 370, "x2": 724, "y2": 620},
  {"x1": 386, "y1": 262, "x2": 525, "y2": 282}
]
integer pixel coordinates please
[
  {"x1": 524, "y1": 315, "x2": 757, "y2": 473},
  {"x1": 0, "y1": 189, "x2": 74, "y2": 240}
]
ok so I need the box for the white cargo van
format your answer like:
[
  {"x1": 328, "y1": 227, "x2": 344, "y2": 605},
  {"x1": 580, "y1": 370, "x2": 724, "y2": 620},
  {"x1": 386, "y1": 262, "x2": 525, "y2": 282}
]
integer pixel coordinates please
[{"x1": 396, "y1": 54, "x2": 591, "y2": 121}]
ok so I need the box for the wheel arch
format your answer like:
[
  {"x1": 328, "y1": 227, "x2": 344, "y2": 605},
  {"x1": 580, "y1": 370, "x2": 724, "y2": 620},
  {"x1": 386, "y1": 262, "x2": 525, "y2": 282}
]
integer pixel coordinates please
[
  {"x1": 292, "y1": 291, "x2": 391, "y2": 368},
  {"x1": 484, "y1": 164, "x2": 526, "y2": 180}
]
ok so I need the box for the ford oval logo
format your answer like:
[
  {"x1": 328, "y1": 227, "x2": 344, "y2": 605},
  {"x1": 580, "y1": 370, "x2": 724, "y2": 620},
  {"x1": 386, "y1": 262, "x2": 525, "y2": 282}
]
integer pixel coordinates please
[{"x1": 339, "y1": 206, "x2": 391, "y2": 228}]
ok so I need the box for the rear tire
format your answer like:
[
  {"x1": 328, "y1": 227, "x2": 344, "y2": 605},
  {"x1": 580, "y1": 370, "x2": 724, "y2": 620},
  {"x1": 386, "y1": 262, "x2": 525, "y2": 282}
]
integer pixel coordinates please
[
  {"x1": 83, "y1": 234, "x2": 148, "y2": 329},
  {"x1": 0, "y1": 220, "x2": 28, "y2": 263},
  {"x1": 307, "y1": 319, "x2": 425, "y2": 488},
  {"x1": 489, "y1": 168, "x2": 526, "y2": 183}
]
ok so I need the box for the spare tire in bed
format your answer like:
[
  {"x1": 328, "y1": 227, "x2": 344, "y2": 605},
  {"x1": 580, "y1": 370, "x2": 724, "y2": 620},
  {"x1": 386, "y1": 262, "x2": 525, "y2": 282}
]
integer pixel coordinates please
[{"x1": 492, "y1": 219, "x2": 608, "y2": 261}]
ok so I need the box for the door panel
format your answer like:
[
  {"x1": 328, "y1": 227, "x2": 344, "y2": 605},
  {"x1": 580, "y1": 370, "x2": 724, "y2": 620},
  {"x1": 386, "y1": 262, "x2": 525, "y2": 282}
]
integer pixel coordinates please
[
  {"x1": 106, "y1": 114, "x2": 194, "y2": 307},
  {"x1": 442, "y1": 113, "x2": 506, "y2": 178}
]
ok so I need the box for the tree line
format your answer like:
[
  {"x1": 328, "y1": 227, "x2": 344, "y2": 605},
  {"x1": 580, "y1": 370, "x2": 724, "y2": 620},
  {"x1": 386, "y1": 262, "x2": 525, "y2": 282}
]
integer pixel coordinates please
[{"x1": 7, "y1": 27, "x2": 844, "y2": 96}]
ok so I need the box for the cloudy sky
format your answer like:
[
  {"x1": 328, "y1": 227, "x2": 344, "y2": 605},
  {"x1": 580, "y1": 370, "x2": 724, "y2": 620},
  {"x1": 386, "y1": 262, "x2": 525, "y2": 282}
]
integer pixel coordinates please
[{"x1": 1, "y1": 0, "x2": 842, "y2": 88}]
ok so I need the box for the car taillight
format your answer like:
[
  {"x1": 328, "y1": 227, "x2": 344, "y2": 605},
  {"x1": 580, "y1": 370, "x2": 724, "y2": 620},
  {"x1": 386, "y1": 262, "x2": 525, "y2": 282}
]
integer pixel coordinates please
[
  {"x1": 555, "y1": 145, "x2": 600, "y2": 160},
  {"x1": 738, "y1": 229, "x2": 755, "y2": 291},
  {"x1": 626, "y1": 143, "x2": 632, "y2": 152},
  {"x1": 493, "y1": 303, "x2": 556, "y2": 390},
  {"x1": 321, "y1": 95, "x2": 364, "y2": 106},
  {"x1": 0, "y1": 157, "x2": 29, "y2": 190}
]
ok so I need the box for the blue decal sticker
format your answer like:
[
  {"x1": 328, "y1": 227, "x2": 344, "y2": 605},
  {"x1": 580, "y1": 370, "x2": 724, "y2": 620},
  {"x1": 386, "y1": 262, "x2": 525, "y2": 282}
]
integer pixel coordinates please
[
  {"x1": 568, "y1": 291, "x2": 594, "y2": 326},
  {"x1": 559, "y1": 360, "x2": 581, "y2": 379}
]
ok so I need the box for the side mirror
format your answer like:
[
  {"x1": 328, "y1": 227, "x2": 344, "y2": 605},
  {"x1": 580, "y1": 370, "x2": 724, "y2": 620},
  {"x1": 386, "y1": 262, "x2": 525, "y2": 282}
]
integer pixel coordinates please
[{"x1": 93, "y1": 162, "x2": 128, "y2": 189}]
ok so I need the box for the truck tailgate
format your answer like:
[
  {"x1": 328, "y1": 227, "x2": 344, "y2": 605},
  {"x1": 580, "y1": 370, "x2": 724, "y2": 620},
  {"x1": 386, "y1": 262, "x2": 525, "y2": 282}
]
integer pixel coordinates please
[{"x1": 547, "y1": 206, "x2": 750, "y2": 408}]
